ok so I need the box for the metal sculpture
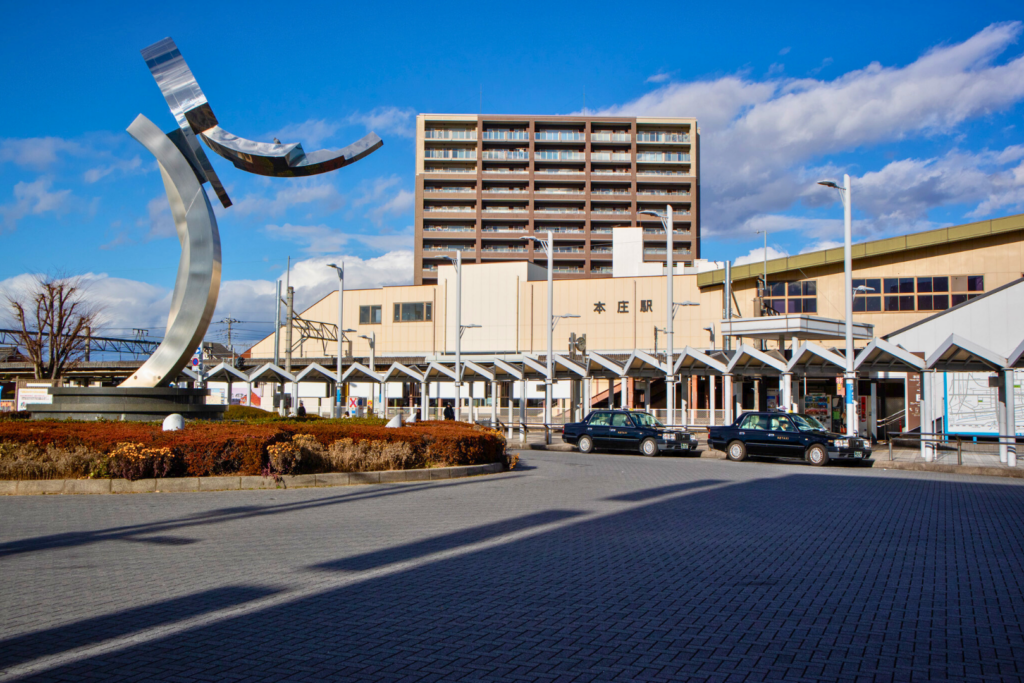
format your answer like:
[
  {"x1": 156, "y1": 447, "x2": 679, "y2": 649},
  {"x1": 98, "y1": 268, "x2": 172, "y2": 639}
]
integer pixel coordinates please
[
  {"x1": 117, "y1": 37, "x2": 382, "y2": 389},
  {"x1": 142, "y1": 37, "x2": 383, "y2": 202}
]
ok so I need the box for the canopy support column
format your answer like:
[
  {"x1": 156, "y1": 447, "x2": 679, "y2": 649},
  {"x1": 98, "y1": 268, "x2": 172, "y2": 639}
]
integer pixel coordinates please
[
  {"x1": 780, "y1": 373, "x2": 793, "y2": 413},
  {"x1": 620, "y1": 377, "x2": 628, "y2": 409},
  {"x1": 998, "y1": 372, "x2": 1008, "y2": 464},
  {"x1": 709, "y1": 375, "x2": 717, "y2": 426},
  {"x1": 869, "y1": 381, "x2": 877, "y2": 441},
  {"x1": 724, "y1": 375, "x2": 733, "y2": 425},
  {"x1": 644, "y1": 379, "x2": 650, "y2": 412},
  {"x1": 519, "y1": 378, "x2": 526, "y2": 443},
  {"x1": 1005, "y1": 369, "x2": 1017, "y2": 467},
  {"x1": 490, "y1": 380, "x2": 498, "y2": 427},
  {"x1": 608, "y1": 378, "x2": 614, "y2": 408}
]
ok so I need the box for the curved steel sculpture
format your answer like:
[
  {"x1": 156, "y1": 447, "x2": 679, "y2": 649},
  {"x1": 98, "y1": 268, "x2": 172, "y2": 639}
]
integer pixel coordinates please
[
  {"x1": 142, "y1": 37, "x2": 383, "y2": 206},
  {"x1": 120, "y1": 115, "x2": 221, "y2": 388}
]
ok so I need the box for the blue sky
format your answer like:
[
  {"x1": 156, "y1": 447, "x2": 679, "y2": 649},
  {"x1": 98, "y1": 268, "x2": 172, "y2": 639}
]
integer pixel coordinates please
[{"x1": 2, "y1": 1, "x2": 1023, "y2": 348}]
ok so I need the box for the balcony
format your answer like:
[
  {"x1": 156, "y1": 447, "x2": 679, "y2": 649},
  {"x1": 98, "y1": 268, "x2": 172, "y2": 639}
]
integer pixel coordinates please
[
  {"x1": 424, "y1": 129, "x2": 477, "y2": 141},
  {"x1": 424, "y1": 205, "x2": 475, "y2": 213},
  {"x1": 637, "y1": 189, "x2": 690, "y2": 196},
  {"x1": 482, "y1": 149, "x2": 529, "y2": 161},
  {"x1": 591, "y1": 168, "x2": 631, "y2": 175},
  {"x1": 552, "y1": 246, "x2": 585, "y2": 254},
  {"x1": 637, "y1": 132, "x2": 690, "y2": 143},
  {"x1": 591, "y1": 152, "x2": 631, "y2": 161},
  {"x1": 533, "y1": 226, "x2": 584, "y2": 234},
  {"x1": 424, "y1": 244, "x2": 475, "y2": 252},
  {"x1": 482, "y1": 225, "x2": 527, "y2": 233},
  {"x1": 591, "y1": 132, "x2": 631, "y2": 142},
  {"x1": 591, "y1": 247, "x2": 613, "y2": 254},
  {"x1": 643, "y1": 247, "x2": 692, "y2": 255},
  {"x1": 482, "y1": 206, "x2": 528, "y2": 213},
  {"x1": 591, "y1": 188, "x2": 631, "y2": 195},
  {"x1": 425, "y1": 187, "x2": 475, "y2": 194},
  {"x1": 483, "y1": 187, "x2": 528, "y2": 194},
  {"x1": 591, "y1": 208, "x2": 631, "y2": 215},
  {"x1": 423, "y1": 227, "x2": 475, "y2": 238},
  {"x1": 483, "y1": 130, "x2": 529, "y2": 141},
  {"x1": 481, "y1": 246, "x2": 528, "y2": 253},
  {"x1": 536, "y1": 188, "x2": 584, "y2": 194},
  {"x1": 534, "y1": 207, "x2": 583, "y2": 214},
  {"x1": 535, "y1": 150, "x2": 586, "y2": 161},
  {"x1": 592, "y1": 266, "x2": 613, "y2": 274},
  {"x1": 534, "y1": 168, "x2": 585, "y2": 175},
  {"x1": 535, "y1": 131, "x2": 585, "y2": 142},
  {"x1": 637, "y1": 169, "x2": 690, "y2": 177},
  {"x1": 482, "y1": 167, "x2": 529, "y2": 174},
  {"x1": 590, "y1": 227, "x2": 613, "y2": 234},
  {"x1": 643, "y1": 227, "x2": 691, "y2": 235},
  {"x1": 637, "y1": 152, "x2": 691, "y2": 162},
  {"x1": 425, "y1": 166, "x2": 476, "y2": 174},
  {"x1": 553, "y1": 266, "x2": 584, "y2": 274},
  {"x1": 424, "y1": 149, "x2": 477, "y2": 160}
]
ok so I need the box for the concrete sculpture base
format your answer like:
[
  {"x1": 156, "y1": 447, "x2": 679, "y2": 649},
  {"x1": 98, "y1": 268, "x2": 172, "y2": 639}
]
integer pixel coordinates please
[{"x1": 30, "y1": 387, "x2": 226, "y2": 422}]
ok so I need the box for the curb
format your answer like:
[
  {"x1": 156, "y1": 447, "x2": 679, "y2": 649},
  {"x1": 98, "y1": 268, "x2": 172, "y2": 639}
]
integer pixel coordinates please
[
  {"x1": 0, "y1": 462, "x2": 506, "y2": 496},
  {"x1": 868, "y1": 460, "x2": 1024, "y2": 479}
]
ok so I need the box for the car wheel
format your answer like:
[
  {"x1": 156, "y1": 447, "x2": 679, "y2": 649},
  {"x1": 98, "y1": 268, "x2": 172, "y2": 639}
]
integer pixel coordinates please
[
  {"x1": 726, "y1": 440, "x2": 747, "y2": 462},
  {"x1": 640, "y1": 438, "x2": 659, "y2": 457},
  {"x1": 578, "y1": 435, "x2": 594, "y2": 454},
  {"x1": 807, "y1": 444, "x2": 830, "y2": 466}
]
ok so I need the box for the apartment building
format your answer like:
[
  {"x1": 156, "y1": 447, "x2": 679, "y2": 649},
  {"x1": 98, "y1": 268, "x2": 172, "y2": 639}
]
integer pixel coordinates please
[{"x1": 414, "y1": 114, "x2": 700, "y2": 285}]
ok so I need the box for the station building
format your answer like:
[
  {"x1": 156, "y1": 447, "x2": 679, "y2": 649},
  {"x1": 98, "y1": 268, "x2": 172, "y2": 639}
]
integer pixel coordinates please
[{"x1": 245, "y1": 211, "x2": 1024, "y2": 437}]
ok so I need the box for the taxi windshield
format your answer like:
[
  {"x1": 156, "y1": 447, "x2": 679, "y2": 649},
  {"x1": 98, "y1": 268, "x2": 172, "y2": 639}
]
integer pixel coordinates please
[
  {"x1": 790, "y1": 413, "x2": 827, "y2": 432},
  {"x1": 630, "y1": 412, "x2": 664, "y2": 428}
]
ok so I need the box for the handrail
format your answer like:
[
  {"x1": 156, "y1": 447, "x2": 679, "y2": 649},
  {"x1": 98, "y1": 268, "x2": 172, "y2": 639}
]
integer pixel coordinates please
[{"x1": 889, "y1": 431, "x2": 1021, "y2": 465}]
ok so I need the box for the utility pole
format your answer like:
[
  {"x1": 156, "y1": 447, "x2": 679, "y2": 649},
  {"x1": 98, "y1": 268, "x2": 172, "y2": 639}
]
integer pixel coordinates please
[
  {"x1": 273, "y1": 280, "x2": 282, "y2": 367},
  {"x1": 285, "y1": 255, "x2": 295, "y2": 416},
  {"x1": 219, "y1": 317, "x2": 240, "y2": 359}
]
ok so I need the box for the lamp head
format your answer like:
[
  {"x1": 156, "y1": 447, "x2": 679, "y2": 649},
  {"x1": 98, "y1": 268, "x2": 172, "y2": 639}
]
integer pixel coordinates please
[
  {"x1": 326, "y1": 263, "x2": 336, "y2": 268},
  {"x1": 817, "y1": 180, "x2": 840, "y2": 189},
  {"x1": 563, "y1": 314, "x2": 581, "y2": 319},
  {"x1": 638, "y1": 209, "x2": 662, "y2": 217}
]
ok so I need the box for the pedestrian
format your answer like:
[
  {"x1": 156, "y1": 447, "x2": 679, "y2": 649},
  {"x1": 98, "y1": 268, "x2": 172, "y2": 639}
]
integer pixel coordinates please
[
  {"x1": 443, "y1": 402, "x2": 455, "y2": 421},
  {"x1": 297, "y1": 400, "x2": 306, "y2": 417}
]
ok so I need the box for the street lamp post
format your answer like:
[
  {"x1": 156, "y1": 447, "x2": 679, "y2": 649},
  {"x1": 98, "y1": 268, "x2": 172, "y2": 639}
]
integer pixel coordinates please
[
  {"x1": 818, "y1": 174, "x2": 857, "y2": 437},
  {"x1": 522, "y1": 231, "x2": 574, "y2": 443},
  {"x1": 326, "y1": 263, "x2": 346, "y2": 418},
  {"x1": 754, "y1": 229, "x2": 769, "y2": 302},
  {"x1": 358, "y1": 332, "x2": 376, "y2": 416}
]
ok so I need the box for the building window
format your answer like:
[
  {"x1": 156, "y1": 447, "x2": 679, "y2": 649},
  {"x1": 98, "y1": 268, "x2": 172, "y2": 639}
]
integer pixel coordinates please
[
  {"x1": 763, "y1": 280, "x2": 816, "y2": 315},
  {"x1": 359, "y1": 305, "x2": 382, "y2": 325},
  {"x1": 855, "y1": 275, "x2": 983, "y2": 312},
  {"x1": 393, "y1": 302, "x2": 432, "y2": 322}
]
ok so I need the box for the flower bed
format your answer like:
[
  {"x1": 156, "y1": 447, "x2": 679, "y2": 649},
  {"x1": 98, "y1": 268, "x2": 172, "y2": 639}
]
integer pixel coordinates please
[{"x1": 0, "y1": 419, "x2": 507, "y2": 481}]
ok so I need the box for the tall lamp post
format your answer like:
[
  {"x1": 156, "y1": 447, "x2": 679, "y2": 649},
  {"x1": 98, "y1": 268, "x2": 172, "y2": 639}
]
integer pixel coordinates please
[
  {"x1": 326, "y1": 263, "x2": 355, "y2": 418},
  {"x1": 522, "y1": 231, "x2": 577, "y2": 443},
  {"x1": 754, "y1": 229, "x2": 769, "y2": 302},
  {"x1": 817, "y1": 174, "x2": 856, "y2": 437},
  {"x1": 359, "y1": 332, "x2": 376, "y2": 416}
]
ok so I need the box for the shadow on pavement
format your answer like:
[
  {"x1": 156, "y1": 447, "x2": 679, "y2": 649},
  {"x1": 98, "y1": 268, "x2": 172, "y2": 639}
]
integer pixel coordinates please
[
  {"x1": 11, "y1": 473, "x2": 1024, "y2": 682},
  {"x1": 0, "y1": 586, "x2": 279, "y2": 669},
  {"x1": 603, "y1": 479, "x2": 725, "y2": 502}
]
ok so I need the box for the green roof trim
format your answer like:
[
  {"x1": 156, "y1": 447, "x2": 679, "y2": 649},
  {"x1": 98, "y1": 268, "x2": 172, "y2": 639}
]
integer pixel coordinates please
[{"x1": 697, "y1": 212, "x2": 1024, "y2": 288}]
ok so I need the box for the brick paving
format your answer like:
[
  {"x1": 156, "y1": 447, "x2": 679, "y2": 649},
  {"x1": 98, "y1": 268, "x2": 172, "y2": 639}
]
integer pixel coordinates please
[{"x1": 1, "y1": 452, "x2": 1023, "y2": 682}]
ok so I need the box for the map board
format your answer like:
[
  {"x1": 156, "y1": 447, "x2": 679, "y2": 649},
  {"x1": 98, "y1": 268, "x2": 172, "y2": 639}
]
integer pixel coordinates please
[{"x1": 944, "y1": 370, "x2": 1024, "y2": 436}]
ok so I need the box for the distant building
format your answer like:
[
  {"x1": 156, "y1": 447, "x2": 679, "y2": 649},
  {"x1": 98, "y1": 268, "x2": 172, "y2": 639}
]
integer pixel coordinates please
[{"x1": 414, "y1": 114, "x2": 700, "y2": 285}]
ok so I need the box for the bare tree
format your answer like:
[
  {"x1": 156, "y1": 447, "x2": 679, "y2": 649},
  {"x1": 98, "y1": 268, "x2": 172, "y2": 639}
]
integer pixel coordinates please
[{"x1": 5, "y1": 274, "x2": 100, "y2": 379}]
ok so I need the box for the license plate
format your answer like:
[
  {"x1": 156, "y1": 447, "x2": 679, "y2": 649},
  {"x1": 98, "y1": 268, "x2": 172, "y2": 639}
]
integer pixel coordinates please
[{"x1": 854, "y1": 451, "x2": 863, "y2": 458}]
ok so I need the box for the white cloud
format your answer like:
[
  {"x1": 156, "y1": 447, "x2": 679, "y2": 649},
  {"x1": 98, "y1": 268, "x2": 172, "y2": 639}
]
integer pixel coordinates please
[
  {"x1": 271, "y1": 119, "x2": 341, "y2": 148},
  {"x1": 264, "y1": 223, "x2": 415, "y2": 253},
  {"x1": 232, "y1": 180, "x2": 344, "y2": 217},
  {"x1": 347, "y1": 106, "x2": 416, "y2": 138},
  {"x1": 83, "y1": 156, "x2": 144, "y2": 183},
  {"x1": 352, "y1": 175, "x2": 401, "y2": 208},
  {"x1": 0, "y1": 177, "x2": 74, "y2": 230},
  {"x1": 734, "y1": 246, "x2": 790, "y2": 266},
  {"x1": 368, "y1": 189, "x2": 414, "y2": 225},
  {"x1": 591, "y1": 22, "x2": 1024, "y2": 240},
  {"x1": 0, "y1": 137, "x2": 85, "y2": 170},
  {"x1": 646, "y1": 72, "x2": 672, "y2": 84},
  {"x1": 779, "y1": 47, "x2": 791, "y2": 56}
]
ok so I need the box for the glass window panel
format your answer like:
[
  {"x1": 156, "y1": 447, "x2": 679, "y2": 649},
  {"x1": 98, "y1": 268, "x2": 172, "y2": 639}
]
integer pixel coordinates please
[
  {"x1": 952, "y1": 294, "x2": 968, "y2": 307},
  {"x1": 899, "y1": 278, "x2": 915, "y2": 293},
  {"x1": 899, "y1": 295, "x2": 915, "y2": 311},
  {"x1": 425, "y1": 303, "x2": 432, "y2": 321},
  {"x1": 769, "y1": 282, "x2": 787, "y2": 297},
  {"x1": 917, "y1": 277, "x2": 932, "y2": 293},
  {"x1": 967, "y1": 293, "x2": 980, "y2": 300},
  {"x1": 866, "y1": 297, "x2": 881, "y2": 312},
  {"x1": 866, "y1": 279, "x2": 881, "y2": 294},
  {"x1": 373, "y1": 306, "x2": 382, "y2": 324},
  {"x1": 968, "y1": 275, "x2": 984, "y2": 292},
  {"x1": 803, "y1": 281, "x2": 816, "y2": 296},
  {"x1": 933, "y1": 295, "x2": 949, "y2": 310},
  {"x1": 360, "y1": 306, "x2": 370, "y2": 324},
  {"x1": 884, "y1": 278, "x2": 900, "y2": 294},
  {"x1": 885, "y1": 296, "x2": 900, "y2": 311},
  {"x1": 951, "y1": 276, "x2": 967, "y2": 292},
  {"x1": 853, "y1": 297, "x2": 866, "y2": 312},
  {"x1": 932, "y1": 277, "x2": 949, "y2": 292},
  {"x1": 787, "y1": 299, "x2": 802, "y2": 313},
  {"x1": 771, "y1": 299, "x2": 786, "y2": 314},
  {"x1": 393, "y1": 304, "x2": 401, "y2": 321},
  {"x1": 788, "y1": 282, "x2": 802, "y2": 297},
  {"x1": 917, "y1": 295, "x2": 933, "y2": 310},
  {"x1": 852, "y1": 279, "x2": 865, "y2": 288},
  {"x1": 803, "y1": 299, "x2": 817, "y2": 313}
]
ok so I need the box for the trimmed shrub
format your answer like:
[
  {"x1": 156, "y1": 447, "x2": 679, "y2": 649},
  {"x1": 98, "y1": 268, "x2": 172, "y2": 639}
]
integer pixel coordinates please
[
  {"x1": 0, "y1": 442, "x2": 105, "y2": 480},
  {"x1": 106, "y1": 443, "x2": 181, "y2": 481}
]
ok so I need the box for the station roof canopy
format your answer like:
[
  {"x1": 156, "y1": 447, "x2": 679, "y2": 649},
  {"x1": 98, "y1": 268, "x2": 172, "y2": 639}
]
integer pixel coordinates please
[
  {"x1": 491, "y1": 358, "x2": 524, "y2": 381},
  {"x1": 552, "y1": 354, "x2": 587, "y2": 378},
  {"x1": 382, "y1": 362, "x2": 423, "y2": 383},
  {"x1": 1007, "y1": 339, "x2": 1024, "y2": 369},
  {"x1": 853, "y1": 338, "x2": 925, "y2": 373},
  {"x1": 341, "y1": 362, "x2": 383, "y2": 383},
  {"x1": 178, "y1": 367, "x2": 199, "y2": 382},
  {"x1": 461, "y1": 360, "x2": 495, "y2": 381},
  {"x1": 586, "y1": 351, "x2": 625, "y2": 378},
  {"x1": 247, "y1": 363, "x2": 295, "y2": 383},
  {"x1": 521, "y1": 355, "x2": 550, "y2": 380},
  {"x1": 787, "y1": 342, "x2": 848, "y2": 375},
  {"x1": 422, "y1": 362, "x2": 457, "y2": 381},
  {"x1": 205, "y1": 362, "x2": 250, "y2": 383},
  {"x1": 925, "y1": 334, "x2": 1007, "y2": 373},
  {"x1": 674, "y1": 346, "x2": 728, "y2": 376},
  {"x1": 622, "y1": 350, "x2": 667, "y2": 377},
  {"x1": 720, "y1": 315, "x2": 873, "y2": 341},
  {"x1": 295, "y1": 362, "x2": 337, "y2": 383},
  {"x1": 725, "y1": 344, "x2": 788, "y2": 376}
]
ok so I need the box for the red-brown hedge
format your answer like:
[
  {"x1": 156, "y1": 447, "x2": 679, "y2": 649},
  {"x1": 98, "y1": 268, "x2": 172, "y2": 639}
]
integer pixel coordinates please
[{"x1": 0, "y1": 419, "x2": 505, "y2": 476}]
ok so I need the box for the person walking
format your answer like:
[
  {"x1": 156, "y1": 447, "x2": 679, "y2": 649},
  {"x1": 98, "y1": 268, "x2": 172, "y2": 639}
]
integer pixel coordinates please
[
  {"x1": 443, "y1": 402, "x2": 455, "y2": 421},
  {"x1": 297, "y1": 401, "x2": 306, "y2": 417}
]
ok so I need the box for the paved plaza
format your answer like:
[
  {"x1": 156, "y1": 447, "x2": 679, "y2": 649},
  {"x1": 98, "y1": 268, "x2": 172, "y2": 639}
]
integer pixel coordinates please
[{"x1": 1, "y1": 453, "x2": 1023, "y2": 682}]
